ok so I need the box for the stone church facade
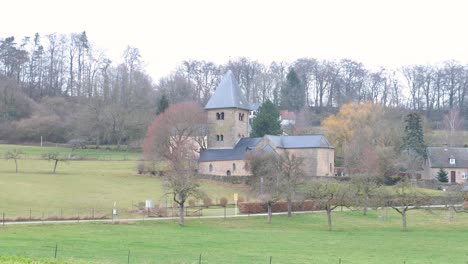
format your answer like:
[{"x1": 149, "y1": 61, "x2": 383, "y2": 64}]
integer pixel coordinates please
[{"x1": 198, "y1": 71, "x2": 334, "y2": 177}]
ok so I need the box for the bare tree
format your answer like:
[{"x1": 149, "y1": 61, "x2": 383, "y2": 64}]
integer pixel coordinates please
[
  {"x1": 306, "y1": 181, "x2": 352, "y2": 231},
  {"x1": 42, "y1": 152, "x2": 66, "y2": 174},
  {"x1": 4, "y1": 149, "x2": 22, "y2": 173},
  {"x1": 277, "y1": 151, "x2": 305, "y2": 217},
  {"x1": 443, "y1": 108, "x2": 463, "y2": 147},
  {"x1": 143, "y1": 102, "x2": 207, "y2": 225}
]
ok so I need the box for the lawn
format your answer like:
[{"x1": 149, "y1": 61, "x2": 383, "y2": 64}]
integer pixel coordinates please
[
  {"x1": 0, "y1": 144, "x2": 141, "y2": 160},
  {"x1": 0, "y1": 159, "x2": 253, "y2": 219},
  {"x1": 1, "y1": 210, "x2": 467, "y2": 263}
]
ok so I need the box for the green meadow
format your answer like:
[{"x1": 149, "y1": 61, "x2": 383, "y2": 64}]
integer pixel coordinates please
[{"x1": 1, "y1": 210, "x2": 467, "y2": 264}]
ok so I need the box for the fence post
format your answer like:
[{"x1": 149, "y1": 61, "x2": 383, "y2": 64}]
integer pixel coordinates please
[
  {"x1": 2, "y1": 212, "x2": 4, "y2": 227},
  {"x1": 199, "y1": 253, "x2": 202, "y2": 264},
  {"x1": 29, "y1": 208, "x2": 32, "y2": 221},
  {"x1": 270, "y1": 256, "x2": 272, "y2": 264},
  {"x1": 127, "y1": 250, "x2": 130, "y2": 264},
  {"x1": 54, "y1": 243, "x2": 58, "y2": 258},
  {"x1": 339, "y1": 258, "x2": 341, "y2": 264},
  {"x1": 92, "y1": 208, "x2": 95, "y2": 219}
]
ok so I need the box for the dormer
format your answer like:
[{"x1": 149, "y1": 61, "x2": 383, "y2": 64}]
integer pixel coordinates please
[{"x1": 449, "y1": 156, "x2": 456, "y2": 165}]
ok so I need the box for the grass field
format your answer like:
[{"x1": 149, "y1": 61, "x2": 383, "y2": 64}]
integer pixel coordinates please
[
  {"x1": 0, "y1": 159, "x2": 253, "y2": 219},
  {"x1": 0, "y1": 144, "x2": 141, "y2": 160},
  {"x1": 1, "y1": 210, "x2": 467, "y2": 264}
]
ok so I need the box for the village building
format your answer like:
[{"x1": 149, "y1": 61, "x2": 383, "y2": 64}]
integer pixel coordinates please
[
  {"x1": 198, "y1": 71, "x2": 334, "y2": 177},
  {"x1": 423, "y1": 146, "x2": 468, "y2": 184}
]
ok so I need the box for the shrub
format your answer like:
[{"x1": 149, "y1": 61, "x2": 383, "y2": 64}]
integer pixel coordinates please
[
  {"x1": 237, "y1": 196, "x2": 245, "y2": 203},
  {"x1": 238, "y1": 200, "x2": 322, "y2": 214},
  {"x1": 203, "y1": 197, "x2": 212, "y2": 207},
  {"x1": 188, "y1": 199, "x2": 196, "y2": 207},
  {"x1": 220, "y1": 197, "x2": 228, "y2": 207},
  {"x1": 137, "y1": 163, "x2": 145, "y2": 174}
]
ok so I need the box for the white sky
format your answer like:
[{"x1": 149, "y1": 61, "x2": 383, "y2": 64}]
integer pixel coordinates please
[{"x1": 2, "y1": 0, "x2": 468, "y2": 81}]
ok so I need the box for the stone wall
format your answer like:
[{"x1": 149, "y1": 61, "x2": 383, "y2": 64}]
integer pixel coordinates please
[
  {"x1": 424, "y1": 167, "x2": 468, "y2": 184},
  {"x1": 206, "y1": 108, "x2": 250, "y2": 149},
  {"x1": 198, "y1": 160, "x2": 250, "y2": 176}
]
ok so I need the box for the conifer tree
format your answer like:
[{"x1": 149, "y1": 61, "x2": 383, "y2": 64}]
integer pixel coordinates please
[
  {"x1": 402, "y1": 113, "x2": 427, "y2": 159},
  {"x1": 436, "y1": 168, "x2": 448, "y2": 182},
  {"x1": 156, "y1": 94, "x2": 169, "y2": 115},
  {"x1": 251, "y1": 100, "x2": 282, "y2": 137},
  {"x1": 280, "y1": 68, "x2": 305, "y2": 111}
]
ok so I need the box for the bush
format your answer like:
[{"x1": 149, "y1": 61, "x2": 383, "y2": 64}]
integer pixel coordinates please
[
  {"x1": 220, "y1": 197, "x2": 228, "y2": 207},
  {"x1": 137, "y1": 163, "x2": 145, "y2": 174},
  {"x1": 237, "y1": 196, "x2": 245, "y2": 203},
  {"x1": 188, "y1": 199, "x2": 196, "y2": 207},
  {"x1": 238, "y1": 200, "x2": 322, "y2": 214},
  {"x1": 203, "y1": 197, "x2": 212, "y2": 207}
]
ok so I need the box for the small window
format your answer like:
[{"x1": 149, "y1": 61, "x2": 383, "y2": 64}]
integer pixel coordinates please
[
  {"x1": 216, "y1": 112, "x2": 220, "y2": 120},
  {"x1": 226, "y1": 170, "x2": 231, "y2": 176},
  {"x1": 220, "y1": 135, "x2": 224, "y2": 141},
  {"x1": 209, "y1": 164, "x2": 213, "y2": 172},
  {"x1": 330, "y1": 163, "x2": 332, "y2": 173},
  {"x1": 221, "y1": 112, "x2": 224, "y2": 120},
  {"x1": 450, "y1": 158, "x2": 456, "y2": 165},
  {"x1": 239, "y1": 113, "x2": 244, "y2": 121},
  {"x1": 233, "y1": 163, "x2": 236, "y2": 171},
  {"x1": 216, "y1": 135, "x2": 220, "y2": 141},
  {"x1": 461, "y1": 173, "x2": 467, "y2": 179}
]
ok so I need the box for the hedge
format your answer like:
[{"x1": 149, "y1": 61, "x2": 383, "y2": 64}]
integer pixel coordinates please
[{"x1": 238, "y1": 200, "x2": 323, "y2": 214}]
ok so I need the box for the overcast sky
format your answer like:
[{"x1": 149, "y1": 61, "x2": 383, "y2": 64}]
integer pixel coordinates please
[{"x1": 2, "y1": 0, "x2": 468, "y2": 81}]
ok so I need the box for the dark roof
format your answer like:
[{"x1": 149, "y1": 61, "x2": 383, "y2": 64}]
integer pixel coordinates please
[
  {"x1": 199, "y1": 137, "x2": 261, "y2": 161},
  {"x1": 205, "y1": 71, "x2": 252, "y2": 111},
  {"x1": 265, "y1": 135, "x2": 334, "y2": 149},
  {"x1": 427, "y1": 147, "x2": 468, "y2": 168}
]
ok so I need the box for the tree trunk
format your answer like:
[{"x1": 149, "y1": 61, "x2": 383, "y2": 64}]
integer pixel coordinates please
[
  {"x1": 326, "y1": 208, "x2": 332, "y2": 231},
  {"x1": 14, "y1": 159, "x2": 18, "y2": 173},
  {"x1": 363, "y1": 206, "x2": 367, "y2": 215},
  {"x1": 267, "y1": 203, "x2": 272, "y2": 223},
  {"x1": 287, "y1": 198, "x2": 292, "y2": 218},
  {"x1": 402, "y1": 210, "x2": 407, "y2": 232},
  {"x1": 53, "y1": 160, "x2": 58, "y2": 174},
  {"x1": 179, "y1": 203, "x2": 185, "y2": 225}
]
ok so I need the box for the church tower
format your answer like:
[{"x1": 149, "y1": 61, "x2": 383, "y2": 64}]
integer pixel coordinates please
[{"x1": 205, "y1": 71, "x2": 251, "y2": 149}]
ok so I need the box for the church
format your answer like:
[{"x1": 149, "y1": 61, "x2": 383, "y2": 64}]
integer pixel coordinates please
[{"x1": 198, "y1": 71, "x2": 335, "y2": 177}]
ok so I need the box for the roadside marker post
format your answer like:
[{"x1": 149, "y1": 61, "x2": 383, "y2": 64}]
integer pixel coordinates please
[{"x1": 234, "y1": 193, "x2": 238, "y2": 216}]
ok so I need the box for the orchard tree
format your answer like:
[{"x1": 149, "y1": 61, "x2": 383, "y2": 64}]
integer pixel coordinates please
[
  {"x1": 143, "y1": 102, "x2": 207, "y2": 225},
  {"x1": 251, "y1": 99, "x2": 282, "y2": 137},
  {"x1": 277, "y1": 151, "x2": 305, "y2": 217},
  {"x1": 4, "y1": 149, "x2": 22, "y2": 173},
  {"x1": 245, "y1": 151, "x2": 281, "y2": 223},
  {"x1": 306, "y1": 181, "x2": 352, "y2": 231},
  {"x1": 42, "y1": 152, "x2": 66, "y2": 174}
]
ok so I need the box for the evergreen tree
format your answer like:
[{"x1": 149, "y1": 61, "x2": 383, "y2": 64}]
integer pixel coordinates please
[
  {"x1": 280, "y1": 68, "x2": 305, "y2": 111},
  {"x1": 251, "y1": 100, "x2": 282, "y2": 137},
  {"x1": 402, "y1": 112, "x2": 427, "y2": 159},
  {"x1": 436, "y1": 168, "x2": 448, "y2": 182},
  {"x1": 156, "y1": 94, "x2": 169, "y2": 115}
]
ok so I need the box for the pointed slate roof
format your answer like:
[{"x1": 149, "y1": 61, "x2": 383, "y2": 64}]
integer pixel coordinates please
[
  {"x1": 427, "y1": 147, "x2": 468, "y2": 168},
  {"x1": 265, "y1": 135, "x2": 334, "y2": 149},
  {"x1": 205, "y1": 70, "x2": 251, "y2": 110}
]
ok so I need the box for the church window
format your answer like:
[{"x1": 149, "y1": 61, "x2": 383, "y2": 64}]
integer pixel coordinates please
[
  {"x1": 221, "y1": 112, "x2": 224, "y2": 120},
  {"x1": 209, "y1": 164, "x2": 213, "y2": 172},
  {"x1": 216, "y1": 135, "x2": 220, "y2": 141},
  {"x1": 238, "y1": 113, "x2": 244, "y2": 121},
  {"x1": 233, "y1": 163, "x2": 236, "y2": 171},
  {"x1": 220, "y1": 135, "x2": 224, "y2": 141},
  {"x1": 216, "y1": 112, "x2": 220, "y2": 120},
  {"x1": 226, "y1": 170, "x2": 231, "y2": 176}
]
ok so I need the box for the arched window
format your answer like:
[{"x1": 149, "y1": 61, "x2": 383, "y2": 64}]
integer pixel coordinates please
[
  {"x1": 209, "y1": 164, "x2": 213, "y2": 172},
  {"x1": 232, "y1": 163, "x2": 236, "y2": 171},
  {"x1": 226, "y1": 170, "x2": 231, "y2": 176},
  {"x1": 221, "y1": 112, "x2": 224, "y2": 120},
  {"x1": 216, "y1": 135, "x2": 220, "y2": 141},
  {"x1": 216, "y1": 112, "x2": 220, "y2": 120},
  {"x1": 220, "y1": 135, "x2": 224, "y2": 141}
]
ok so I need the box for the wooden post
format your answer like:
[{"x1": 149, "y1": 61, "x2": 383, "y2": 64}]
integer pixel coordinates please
[
  {"x1": 2, "y1": 212, "x2": 4, "y2": 227},
  {"x1": 54, "y1": 243, "x2": 58, "y2": 258}
]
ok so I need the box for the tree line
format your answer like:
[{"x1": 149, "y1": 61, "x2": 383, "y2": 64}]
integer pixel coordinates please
[{"x1": 1, "y1": 32, "x2": 468, "y2": 145}]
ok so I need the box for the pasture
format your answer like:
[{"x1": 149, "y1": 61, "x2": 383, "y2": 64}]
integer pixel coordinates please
[
  {"x1": 1, "y1": 210, "x2": 467, "y2": 263},
  {"x1": 0, "y1": 158, "x2": 253, "y2": 219}
]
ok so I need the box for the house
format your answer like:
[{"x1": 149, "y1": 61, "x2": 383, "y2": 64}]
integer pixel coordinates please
[
  {"x1": 279, "y1": 110, "x2": 296, "y2": 127},
  {"x1": 198, "y1": 70, "x2": 334, "y2": 177},
  {"x1": 423, "y1": 147, "x2": 468, "y2": 183}
]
